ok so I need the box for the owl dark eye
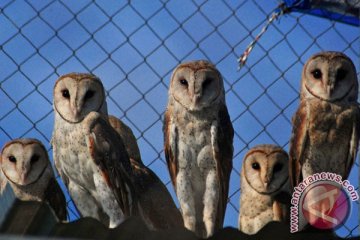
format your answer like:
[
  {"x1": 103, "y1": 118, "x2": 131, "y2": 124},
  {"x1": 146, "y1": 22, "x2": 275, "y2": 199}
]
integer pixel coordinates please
[
  {"x1": 62, "y1": 89, "x2": 70, "y2": 99},
  {"x1": 85, "y1": 90, "x2": 95, "y2": 100},
  {"x1": 202, "y1": 78, "x2": 212, "y2": 89},
  {"x1": 336, "y1": 69, "x2": 347, "y2": 81},
  {"x1": 273, "y1": 163, "x2": 283, "y2": 173},
  {"x1": 179, "y1": 79, "x2": 188, "y2": 86},
  {"x1": 311, "y1": 69, "x2": 322, "y2": 79},
  {"x1": 252, "y1": 162, "x2": 260, "y2": 170},
  {"x1": 30, "y1": 154, "x2": 39, "y2": 164},
  {"x1": 8, "y1": 155, "x2": 16, "y2": 163}
]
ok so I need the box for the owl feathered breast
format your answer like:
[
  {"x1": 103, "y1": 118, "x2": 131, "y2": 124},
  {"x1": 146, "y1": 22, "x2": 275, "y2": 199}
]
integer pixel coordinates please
[
  {"x1": 164, "y1": 98, "x2": 234, "y2": 229},
  {"x1": 289, "y1": 100, "x2": 360, "y2": 187}
]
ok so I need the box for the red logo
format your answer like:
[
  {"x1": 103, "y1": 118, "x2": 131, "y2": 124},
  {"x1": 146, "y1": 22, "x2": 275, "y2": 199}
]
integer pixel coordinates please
[{"x1": 301, "y1": 182, "x2": 350, "y2": 230}]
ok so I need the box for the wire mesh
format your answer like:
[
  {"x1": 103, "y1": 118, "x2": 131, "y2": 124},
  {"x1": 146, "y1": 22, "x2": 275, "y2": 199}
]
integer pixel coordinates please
[{"x1": 0, "y1": 0, "x2": 358, "y2": 238}]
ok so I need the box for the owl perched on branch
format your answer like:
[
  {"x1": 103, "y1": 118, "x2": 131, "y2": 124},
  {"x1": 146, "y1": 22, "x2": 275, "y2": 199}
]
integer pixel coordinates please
[
  {"x1": 164, "y1": 60, "x2": 234, "y2": 238},
  {"x1": 289, "y1": 51, "x2": 360, "y2": 188},
  {"x1": 1, "y1": 138, "x2": 67, "y2": 221}
]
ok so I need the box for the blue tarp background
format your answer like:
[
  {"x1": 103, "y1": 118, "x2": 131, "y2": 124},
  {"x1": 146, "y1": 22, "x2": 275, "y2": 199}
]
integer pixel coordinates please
[{"x1": 283, "y1": 0, "x2": 359, "y2": 26}]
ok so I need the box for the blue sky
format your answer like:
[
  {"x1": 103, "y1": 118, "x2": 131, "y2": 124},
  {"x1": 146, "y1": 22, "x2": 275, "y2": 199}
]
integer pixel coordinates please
[{"x1": 0, "y1": 0, "x2": 358, "y2": 237}]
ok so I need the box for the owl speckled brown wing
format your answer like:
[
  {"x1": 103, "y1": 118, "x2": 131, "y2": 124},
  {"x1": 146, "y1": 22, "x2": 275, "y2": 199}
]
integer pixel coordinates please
[
  {"x1": 163, "y1": 109, "x2": 178, "y2": 188},
  {"x1": 44, "y1": 176, "x2": 67, "y2": 221},
  {"x1": 289, "y1": 101, "x2": 309, "y2": 188},
  {"x1": 214, "y1": 104, "x2": 234, "y2": 229},
  {"x1": 87, "y1": 112, "x2": 136, "y2": 217},
  {"x1": 345, "y1": 105, "x2": 360, "y2": 179},
  {"x1": 108, "y1": 114, "x2": 183, "y2": 229},
  {"x1": 108, "y1": 115, "x2": 142, "y2": 163},
  {"x1": 108, "y1": 116, "x2": 183, "y2": 230},
  {"x1": 130, "y1": 159, "x2": 183, "y2": 230}
]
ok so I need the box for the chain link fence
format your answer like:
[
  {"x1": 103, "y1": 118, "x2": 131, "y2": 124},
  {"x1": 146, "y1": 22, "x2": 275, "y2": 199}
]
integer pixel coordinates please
[{"x1": 0, "y1": 0, "x2": 358, "y2": 238}]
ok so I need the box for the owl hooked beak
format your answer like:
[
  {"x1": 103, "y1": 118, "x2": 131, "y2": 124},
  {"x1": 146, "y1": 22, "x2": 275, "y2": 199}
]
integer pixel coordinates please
[
  {"x1": 193, "y1": 93, "x2": 201, "y2": 104},
  {"x1": 262, "y1": 174, "x2": 273, "y2": 189},
  {"x1": 326, "y1": 83, "x2": 335, "y2": 97},
  {"x1": 18, "y1": 167, "x2": 29, "y2": 185},
  {"x1": 70, "y1": 100, "x2": 82, "y2": 119},
  {"x1": 72, "y1": 108, "x2": 81, "y2": 119},
  {"x1": 19, "y1": 173, "x2": 27, "y2": 184},
  {"x1": 188, "y1": 87, "x2": 202, "y2": 110}
]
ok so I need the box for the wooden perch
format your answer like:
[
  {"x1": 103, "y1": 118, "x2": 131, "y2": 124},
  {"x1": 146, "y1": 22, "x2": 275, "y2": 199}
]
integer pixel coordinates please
[{"x1": 0, "y1": 184, "x2": 58, "y2": 236}]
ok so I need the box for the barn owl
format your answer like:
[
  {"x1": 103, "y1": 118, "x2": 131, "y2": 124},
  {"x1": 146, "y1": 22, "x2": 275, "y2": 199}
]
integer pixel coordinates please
[
  {"x1": 0, "y1": 138, "x2": 67, "y2": 221},
  {"x1": 52, "y1": 73, "x2": 136, "y2": 228},
  {"x1": 164, "y1": 60, "x2": 234, "y2": 237},
  {"x1": 238, "y1": 144, "x2": 289, "y2": 235},
  {"x1": 289, "y1": 52, "x2": 360, "y2": 188}
]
